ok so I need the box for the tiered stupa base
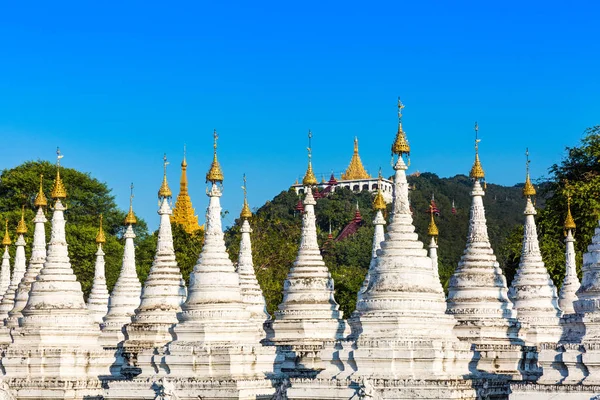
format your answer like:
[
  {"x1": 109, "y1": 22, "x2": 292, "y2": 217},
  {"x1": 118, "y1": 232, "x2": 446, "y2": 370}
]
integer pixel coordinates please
[{"x1": 2, "y1": 378, "x2": 105, "y2": 400}]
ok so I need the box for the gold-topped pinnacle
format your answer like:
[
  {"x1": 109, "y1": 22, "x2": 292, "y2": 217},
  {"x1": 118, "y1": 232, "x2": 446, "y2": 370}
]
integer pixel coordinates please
[
  {"x1": 522, "y1": 148, "x2": 536, "y2": 197},
  {"x1": 96, "y1": 214, "x2": 106, "y2": 244},
  {"x1": 428, "y1": 205, "x2": 439, "y2": 237},
  {"x1": 34, "y1": 174, "x2": 48, "y2": 207},
  {"x1": 172, "y1": 146, "x2": 202, "y2": 233},
  {"x1": 124, "y1": 183, "x2": 137, "y2": 225},
  {"x1": 2, "y1": 220, "x2": 10, "y2": 246},
  {"x1": 206, "y1": 130, "x2": 224, "y2": 184},
  {"x1": 342, "y1": 137, "x2": 370, "y2": 180},
  {"x1": 182, "y1": 144, "x2": 188, "y2": 168},
  {"x1": 158, "y1": 153, "x2": 173, "y2": 198},
  {"x1": 240, "y1": 174, "x2": 252, "y2": 219},
  {"x1": 16, "y1": 205, "x2": 27, "y2": 235},
  {"x1": 469, "y1": 122, "x2": 485, "y2": 180},
  {"x1": 373, "y1": 170, "x2": 386, "y2": 211},
  {"x1": 564, "y1": 195, "x2": 576, "y2": 232},
  {"x1": 51, "y1": 147, "x2": 67, "y2": 199},
  {"x1": 303, "y1": 130, "x2": 318, "y2": 186},
  {"x1": 391, "y1": 97, "x2": 410, "y2": 157}
]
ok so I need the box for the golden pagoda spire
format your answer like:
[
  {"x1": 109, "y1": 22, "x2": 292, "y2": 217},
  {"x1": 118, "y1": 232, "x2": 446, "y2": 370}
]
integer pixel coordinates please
[
  {"x1": 172, "y1": 145, "x2": 202, "y2": 233},
  {"x1": 342, "y1": 137, "x2": 370, "y2": 180},
  {"x1": 522, "y1": 148, "x2": 536, "y2": 197},
  {"x1": 469, "y1": 122, "x2": 485, "y2": 180},
  {"x1": 158, "y1": 153, "x2": 173, "y2": 199},
  {"x1": 51, "y1": 147, "x2": 67, "y2": 199},
  {"x1": 124, "y1": 183, "x2": 137, "y2": 225},
  {"x1": 240, "y1": 174, "x2": 252, "y2": 219},
  {"x1": 428, "y1": 205, "x2": 439, "y2": 237},
  {"x1": 34, "y1": 174, "x2": 48, "y2": 208},
  {"x1": 391, "y1": 97, "x2": 410, "y2": 158},
  {"x1": 564, "y1": 195, "x2": 576, "y2": 233},
  {"x1": 2, "y1": 220, "x2": 10, "y2": 246},
  {"x1": 96, "y1": 214, "x2": 106, "y2": 244},
  {"x1": 373, "y1": 169, "x2": 386, "y2": 211},
  {"x1": 16, "y1": 205, "x2": 27, "y2": 235},
  {"x1": 302, "y1": 130, "x2": 318, "y2": 186},
  {"x1": 206, "y1": 129, "x2": 224, "y2": 184}
]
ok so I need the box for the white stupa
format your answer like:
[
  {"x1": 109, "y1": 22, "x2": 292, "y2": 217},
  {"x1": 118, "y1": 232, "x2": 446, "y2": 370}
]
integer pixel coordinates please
[
  {"x1": 87, "y1": 214, "x2": 110, "y2": 324},
  {"x1": 0, "y1": 206, "x2": 29, "y2": 321},
  {"x1": 559, "y1": 197, "x2": 580, "y2": 315},
  {"x1": 0, "y1": 220, "x2": 12, "y2": 301},
  {"x1": 100, "y1": 184, "x2": 142, "y2": 347},
  {"x1": 6, "y1": 175, "x2": 48, "y2": 328},
  {"x1": 237, "y1": 175, "x2": 270, "y2": 330},
  {"x1": 428, "y1": 204, "x2": 440, "y2": 281},
  {"x1": 353, "y1": 105, "x2": 468, "y2": 380},
  {"x1": 124, "y1": 155, "x2": 186, "y2": 357},
  {"x1": 508, "y1": 154, "x2": 562, "y2": 344},
  {"x1": 3, "y1": 154, "x2": 111, "y2": 398}
]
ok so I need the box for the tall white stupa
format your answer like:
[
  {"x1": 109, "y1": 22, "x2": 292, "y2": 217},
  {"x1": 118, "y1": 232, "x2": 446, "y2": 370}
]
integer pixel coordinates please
[{"x1": 87, "y1": 214, "x2": 110, "y2": 324}]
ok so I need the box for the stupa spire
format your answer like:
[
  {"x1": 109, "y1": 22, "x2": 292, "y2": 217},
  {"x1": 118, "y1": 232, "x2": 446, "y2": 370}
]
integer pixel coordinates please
[
  {"x1": 0, "y1": 206, "x2": 28, "y2": 321},
  {"x1": 391, "y1": 97, "x2": 410, "y2": 159},
  {"x1": 559, "y1": 193, "x2": 580, "y2": 315},
  {"x1": 428, "y1": 205, "x2": 440, "y2": 281},
  {"x1": 302, "y1": 130, "x2": 318, "y2": 186},
  {"x1": 341, "y1": 137, "x2": 370, "y2": 180},
  {"x1": 236, "y1": 174, "x2": 270, "y2": 329},
  {"x1": 272, "y1": 134, "x2": 344, "y2": 354},
  {"x1": 87, "y1": 215, "x2": 110, "y2": 324},
  {"x1": 124, "y1": 154, "x2": 186, "y2": 356},
  {"x1": 446, "y1": 124, "x2": 522, "y2": 373},
  {"x1": 51, "y1": 147, "x2": 67, "y2": 200},
  {"x1": 0, "y1": 220, "x2": 11, "y2": 300},
  {"x1": 101, "y1": 183, "x2": 142, "y2": 347},
  {"x1": 171, "y1": 145, "x2": 202, "y2": 233},
  {"x1": 206, "y1": 129, "x2": 224, "y2": 184},
  {"x1": 163, "y1": 133, "x2": 276, "y2": 381},
  {"x1": 7, "y1": 198, "x2": 47, "y2": 328},
  {"x1": 157, "y1": 153, "x2": 172, "y2": 199},
  {"x1": 34, "y1": 174, "x2": 47, "y2": 208},
  {"x1": 508, "y1": 150, "x2": 562, "y2": 344},
  {"x1": 353, "y1": 102, "x2": 466, "y2": 379}
]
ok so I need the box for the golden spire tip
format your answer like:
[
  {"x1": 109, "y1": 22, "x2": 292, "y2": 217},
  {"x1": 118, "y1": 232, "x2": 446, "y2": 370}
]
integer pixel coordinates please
[
  {"x1": 564, "y1": 193, "x2": 576, "y2": 232},
  {"x1": 124, "y1": 183, "x2": 137, "y2": 225},
  {"x1": 206, "y1": 130, "x2": 224, "y2": 184},
  {"x1": 158, "y1": 153, "x2": 173, "y2": 199},
  {"x1": 240, "y1": 174, "x2": 252, "y2": 219},
  {"x1": 96, "y1": 214, "x2": 106, "y2": 244},
  {"x1": 16, "y1": 205, "x2": 27, "y2": 235},
  {"x1": 302, "y1": 129, "x2": 318, "y2": 186},
  {"x1": 51, "y1": 147, "x2": 67, "y2": 199},
  {"x1": 523, "y1": 148, "x2": 536, "y2": 197},
  {"x1": 34, "y1": 173, "x2": 48, "y2": 207},
  {"x1": 391, "y1": 98, "x2": 410, "y2": 157},
  {"x1": 428, "y1": 205, "x2": 439, "y2": 237},
  {"x1": 2, "y1": 219, "x2": 10, "y2": 246},
  {"x1": 469, "y1": 123, "x2": 485, "y2": 180}
]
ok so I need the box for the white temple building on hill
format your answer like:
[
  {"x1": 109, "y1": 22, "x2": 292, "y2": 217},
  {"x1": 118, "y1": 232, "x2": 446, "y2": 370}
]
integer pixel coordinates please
[{"x1": 1, "y1": 101, "x2": 600, "y2": 399}]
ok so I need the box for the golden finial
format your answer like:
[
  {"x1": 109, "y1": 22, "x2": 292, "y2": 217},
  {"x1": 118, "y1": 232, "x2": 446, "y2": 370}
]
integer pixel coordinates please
[
  {"x1": 34, "y1": 174, "x2": 48, "y2": 207},
  {"x1": 96, "y1": 214, "x2": 106, "y2": 244},
  {"x1": 302, "y1": 130, "x2": 318, "y2": 186},
  {"x1": 469, "y1": 122, "x2": 485, "y2": 180},
  {"x1": 124, "y1": 183, "x2": 137, "y2": 225},
  {"x1": 342, "y1": 137, "x2": 370, "y2": 180},
  {"x1": 240, "y1": 174, "x2": 252, "y2": 219},
  {"x1": 522, "y1": 148, "x2": 536, "y2": 197},
  {"x1": 51, "y1": 147, "x2": 67, "y2": 199},
  {"x1": 428, "y1": 205, "x2": 439, "y2": 237},
  {"x1": 564, "y1": 194, "x2": 576, "y2": 232},
  {"x1": 206, "y1": 129, "x2": 224, "y2": 184},
  {"x1": 158, "y1": 153, "x2": 173, "y2": 198},
  {"x1": 391, "y1": 97, "x2": 410, "y2": 157},
  {"x1": 182, "y1": 144, "x2": 188, "y2": 168},
  {"x1": 373, "y1": 169, "x2": 386, "y2": 211},
  {"x1": 2, "y1": 220, "x2": 10, "y2": 246},
  {"x1": 16, "y1": 205, "x2": 27, "y2": 235}
]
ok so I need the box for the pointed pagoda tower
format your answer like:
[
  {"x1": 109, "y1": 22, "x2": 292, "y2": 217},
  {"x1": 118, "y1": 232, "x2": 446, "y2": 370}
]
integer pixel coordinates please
[
  {"x1": 352, "y1": 99, "x2": 468, "y2": 380},
  {"x1": 341, "y1": 137, "x2": 370, "y2": 180},
  {"x1": 428, "y1": 204, "x2": 440, "y2": 281},
  {"x1": 161, "y1": 131, "x2": 277, "y2": 388},
  {"x1": 356, "y1": 172, "x2": 387, "y2": 304},
  {"x1": 272, "y1": 130, "x2": 345, "y2": 358},
  {"x1": 4, "y1": 150, "x2": 111, "y2": 390},
  {"x1": 171, "y1": 146, "x2": 202, "y2": 234},
  {"x1": 508, "y1": 150, "x2": 562, "y2": 345},
  {"x1": 559, "y1": 195, "x2": 580, "y2": 315},
  {"x1": 0, "y1": 206, "x2": 29, "y2": 321},
  {"x1": 237, "y1": 174, "x2": 270, "y2": 330},
  {"x1": 6, "y1": 175, "x2": 48, "y2": 328},
  {"x1": 87, "y1": 215, "x2": 110, "y2": 324},
  {"x1": 124, "y1": 154, "x2": 187, "y2": 360},
  {"x1": 0, "y1": 220, "x2": 11, "y2": 300},
  {"x1": 446, "y1": 124, "x2": 524, "y2": 375},
  {"x1": 100, "y1": 184, "x2": 142, "y2": 347}
]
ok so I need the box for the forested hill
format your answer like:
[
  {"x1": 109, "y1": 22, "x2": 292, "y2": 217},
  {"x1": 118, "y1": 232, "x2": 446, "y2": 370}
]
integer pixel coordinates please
[{"x1": 224, "y1": 172, "x2": 534, "y2": 317}]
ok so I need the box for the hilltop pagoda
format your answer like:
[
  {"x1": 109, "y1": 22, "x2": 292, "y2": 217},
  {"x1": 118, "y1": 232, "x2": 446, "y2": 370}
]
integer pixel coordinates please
[{"x1": 171, "y1": 147, "x2": 203, "y2": 234}]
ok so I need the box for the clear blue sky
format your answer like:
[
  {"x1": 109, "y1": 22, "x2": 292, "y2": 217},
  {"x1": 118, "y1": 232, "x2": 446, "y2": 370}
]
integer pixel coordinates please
[{"x1": 1, "y1": 1, "x2": 598, "y2": 230}]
